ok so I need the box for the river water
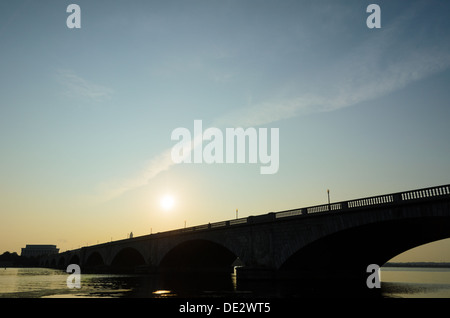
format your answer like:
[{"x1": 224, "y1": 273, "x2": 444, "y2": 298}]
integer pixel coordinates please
[
  {"x1": 380, "y1": 267, "x2": 450, "y2": 298},
  {"x1": 1, "y1": 267, "x2": 450, "y2": 298}
]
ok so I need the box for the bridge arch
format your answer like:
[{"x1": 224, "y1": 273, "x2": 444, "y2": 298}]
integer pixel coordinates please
[
  {"x1": 278, "y1": 214, "x2": 450, "y2": 279},
  {"x1": 57, "y1": 256, "x2": 65, "y2": 269},
  {"x1": 159, "y1": 239, "x2": 238, "y2": 273},
  {"x1": 68, "y1": 254, "x2": 80, "y2": 265},
  {"x1": 110, "y1": 247, "x2": 146, "y2": 272},
  {"x1": 85, "y1": 251, "x2": 105, "y2": 269}
]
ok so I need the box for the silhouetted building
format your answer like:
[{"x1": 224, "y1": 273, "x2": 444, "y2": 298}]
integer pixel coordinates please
[{"x1": 21, "y1": 245, "x2": 59, "y2": 257}]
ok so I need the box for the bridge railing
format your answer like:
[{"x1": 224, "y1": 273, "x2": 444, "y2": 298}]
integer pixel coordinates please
[
  {"x1": 229, "y1": 218, "x2": 248, "y2": 226},
  {"x1": 274, "y1": 184, "x2": 450, "y2": 220},
  {"x1": 401, "y1": 185, "x2": 450, "y2": 201},
  {"x1": 347, "y1": 194, "x2": 395, "y2": 209},
  {"x1": 148, "y1": 184, "x2": 450, "y2": 236},
  {"x1": 274, "y1": 208, "x2": 303, "y2": 219},
  {"x1": 307, "y1": 202, "x2": 342, "y2": 214}
]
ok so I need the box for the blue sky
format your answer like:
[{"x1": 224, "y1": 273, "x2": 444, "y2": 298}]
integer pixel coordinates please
[{"x1": 1, "y1": 0, "x2": 450, "y2": 262}]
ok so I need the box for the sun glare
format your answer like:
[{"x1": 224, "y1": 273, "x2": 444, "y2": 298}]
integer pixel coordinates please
[{"x1": 160, "y1": 194, "x2": 175, "y2": 210}]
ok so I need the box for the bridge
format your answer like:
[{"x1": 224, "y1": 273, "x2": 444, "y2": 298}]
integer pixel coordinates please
[{"x1": 41, "y1": 184, "x2": 450, "y2": 288}]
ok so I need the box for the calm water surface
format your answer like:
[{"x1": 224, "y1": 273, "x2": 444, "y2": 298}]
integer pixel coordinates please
[
  {"x1": 1, "y1": 267, "x2": 450, "y2": 298},
  {"x1": 380, "y1": 267, "x2": 450, "y2": 298},
  {"x1": 0, "y1": 267, "x2": 239, "y2": 298}
]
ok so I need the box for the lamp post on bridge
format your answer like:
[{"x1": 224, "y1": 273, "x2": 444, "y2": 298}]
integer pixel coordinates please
[{"x1": 327, "y1": 189, "x2": 330, "y2": 211}]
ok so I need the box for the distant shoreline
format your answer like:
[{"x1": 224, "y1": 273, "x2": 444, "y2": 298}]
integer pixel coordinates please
[
  {"x1": 2, "y1": 261, "x2": 450, "y2": 269},
  {"x1": 384, "y1": 262, "x2": 450, "y2": 268}
]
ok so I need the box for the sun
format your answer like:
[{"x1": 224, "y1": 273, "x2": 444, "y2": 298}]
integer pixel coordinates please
[{"x1": 160, "y1": 194, "x2": 175, "y2": 210}]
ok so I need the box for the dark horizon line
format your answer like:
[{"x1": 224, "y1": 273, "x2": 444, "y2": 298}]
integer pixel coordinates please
[{"x1": 384, "y1": 262, "x2": 450, "y2": 268}]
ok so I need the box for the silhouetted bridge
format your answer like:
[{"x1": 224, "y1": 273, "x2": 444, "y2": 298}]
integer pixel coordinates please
[{"x1": 41, "y1": 184, "x2": 450, "y2": 286}]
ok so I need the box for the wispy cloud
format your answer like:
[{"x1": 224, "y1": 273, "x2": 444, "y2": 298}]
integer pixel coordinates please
[
  {"x1": 57, "y1": 69, "x2": 114, "y2": 102},
  {"x1": 214, "y1": 10, "x2": 450, "y2": 128},
  {"x1": 96, "y1": 133, "x2": 206, "y2": 202},
  {"x1": 212, "y1": 95, "x2": 326, "y2": 128},
  {"x1": 96, "y1": 149, "x2": 173, "y2": 202},
  {"x1": 96, "y1": 4, "x2": 450, "y2": 201}
]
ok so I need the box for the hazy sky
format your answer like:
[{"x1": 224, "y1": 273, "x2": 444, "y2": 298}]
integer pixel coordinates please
[{"x1": 1, "y1": 0, "x2": 450, "y2": 262}]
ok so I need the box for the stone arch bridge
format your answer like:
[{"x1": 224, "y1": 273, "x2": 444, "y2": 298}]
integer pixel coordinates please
[{"x1": 41, "y1": 184, "x2": 450, "y2": 284}]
